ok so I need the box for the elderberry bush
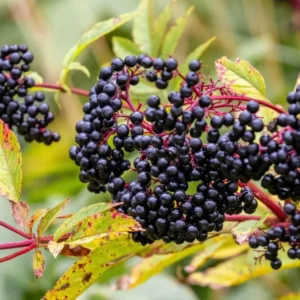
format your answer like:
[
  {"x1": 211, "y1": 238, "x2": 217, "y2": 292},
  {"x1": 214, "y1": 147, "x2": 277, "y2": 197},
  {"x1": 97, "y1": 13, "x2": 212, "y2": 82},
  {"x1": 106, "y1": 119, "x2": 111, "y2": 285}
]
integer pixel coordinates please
[
  {"x1": 69, "y1": 54, "x2": 274, "y2": 246},
  {"x1": 0, "y1": 44, "x2": 60, "y2": 144}
]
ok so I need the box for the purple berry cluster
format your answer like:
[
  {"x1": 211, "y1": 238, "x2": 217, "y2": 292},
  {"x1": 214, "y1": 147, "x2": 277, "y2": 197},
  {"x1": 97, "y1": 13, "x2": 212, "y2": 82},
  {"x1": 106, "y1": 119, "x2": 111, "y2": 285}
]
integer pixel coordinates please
[{"x1": 0, "y1": 44, "x2": 60, "y2": 144}]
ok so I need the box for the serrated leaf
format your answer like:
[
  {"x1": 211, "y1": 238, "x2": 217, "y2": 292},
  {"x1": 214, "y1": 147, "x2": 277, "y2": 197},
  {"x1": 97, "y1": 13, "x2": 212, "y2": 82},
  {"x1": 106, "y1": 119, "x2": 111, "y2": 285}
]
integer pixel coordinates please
[
  {"x1": 54, "y1": 202, "x2": 120, "y2": 241},
  {"x1": 67, "y1": 62, "x2": 90, "y2": 77},
  {"x1": 60, "y1": 11, "x2": 136, "y2": 88},
  {"x1": 10, "y1": 201, "x2": 29, "y2": 230},
  {"x1": 43, "y1": 233, "x2": 144, "y2": 300},
  {"x1": 37, "y1": 198, "x2": 70, "y2": 237},
  {"x1": 66, "y1": 211, "x2": 141, "y2": 243},
  {"x1": 232, "y1": 214, "x2": 268, "y2": 245},
  {"x1": 187, "y1": 250, "x2": 300, "y2": 288},
  {"x1": 112, "y1": 37, "x2": 141, "y2": 58},
  {"x1": 161, "y1": 7, "x2": 194, "y2": 58},
  {"x1": 185, "y1": 236, "x2": 229, "y2": 273},
  {"x1": 25, "y1": 71, "x2": 43, "y2": 84},
  {"x1": 151, "y1": 3, "x2": 172, "y2": 56},
  {"x1": 215, "y1": 57, "x2": 268, "y2": 100},
  {"x1": 33, "y1": 249, "x2": 45, "y2": 278},
  {"x1": 0, "y1": 120, "x2": 22, "y2": 203},
  {"x1": 28, "y1": 209, "x2": 47, "y2": 234},
  {"x1": 48, "y1": 241, "x2": 65, "y2": 258},
  {"x1": 125, "y1": 235, "x2": 227, "y2": 289},
  {"x1": 132, "y1": 0, "x2": 153, "y2": 54}
]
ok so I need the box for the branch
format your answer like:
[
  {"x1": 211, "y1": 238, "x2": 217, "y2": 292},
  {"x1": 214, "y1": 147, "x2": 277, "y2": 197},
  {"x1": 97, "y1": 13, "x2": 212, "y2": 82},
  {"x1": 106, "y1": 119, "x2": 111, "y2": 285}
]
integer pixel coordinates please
[
  {"x1": 0, "y1": 239, "x2": 35, "y2": 250},
  {"x1": 225, "y1": 215, "x2": 261, "y2": 222},
  {"x1": 34, "y1": 83, "x2": 89, "y2": 97},
  {"x1": 0, "y1": 242, "x2": 36, "y2": 263},
  {"x1": 239, "y1": 181, "x2": 286, "y2": 221},
  {"x1": 0, "y1": 221, "x2": 32, "y2": 239}
]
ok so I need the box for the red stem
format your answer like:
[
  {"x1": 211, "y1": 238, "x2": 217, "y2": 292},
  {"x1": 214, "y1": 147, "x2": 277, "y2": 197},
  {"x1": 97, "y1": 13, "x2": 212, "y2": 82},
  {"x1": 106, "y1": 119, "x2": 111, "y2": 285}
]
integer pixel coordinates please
[
  {"x1": 239, "y1": 181, "x2": 286, "y2": 221},
  {"x1": 210, "y1": 95, "x2": 286, "y2": 114},
  {"x1": 0, "y1": 221, "x2": 32, "y2": 239},
  {"x1": 0, "y1": 242, "x2": 36, "y2": 263},
  {"x1": 34, "y1": 83, "x2": 89, "y2": 97},
  {"x1": 0, "y1": 239, "x2": 35, "y2": 250},
  {"x1": 225, "y1": 214, "x2": 261, "y2": 222}
]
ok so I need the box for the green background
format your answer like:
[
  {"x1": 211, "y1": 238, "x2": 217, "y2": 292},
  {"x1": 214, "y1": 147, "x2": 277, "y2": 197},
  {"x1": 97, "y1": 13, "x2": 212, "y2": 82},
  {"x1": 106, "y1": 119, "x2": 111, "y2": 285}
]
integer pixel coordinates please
[{"x1": 0, "y1": 0, "x2": 299, "y2": 299}]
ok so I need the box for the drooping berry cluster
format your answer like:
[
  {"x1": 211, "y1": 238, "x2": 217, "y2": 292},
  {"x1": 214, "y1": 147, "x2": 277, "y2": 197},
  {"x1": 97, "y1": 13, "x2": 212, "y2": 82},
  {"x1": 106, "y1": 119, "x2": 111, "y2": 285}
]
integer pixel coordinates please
[
  {"x1": 261, "y1": 85, "x2": 300, "y2": 201},
  {"x1": 70, "y1": 54, "x2": 275, "y2": 245},
  {"x1": 0, "y1": 44, "x2": 60, "y2": 144},
  {"x1": 249, "y1": 203, "x2": 300, "y2": 269}
]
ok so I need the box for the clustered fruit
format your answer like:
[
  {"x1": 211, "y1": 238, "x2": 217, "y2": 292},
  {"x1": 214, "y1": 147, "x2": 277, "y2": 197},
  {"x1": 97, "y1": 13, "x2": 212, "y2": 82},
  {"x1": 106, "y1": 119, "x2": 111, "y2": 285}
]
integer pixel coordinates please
[
  {"x1": 261, "y1": 85, "x2": 300, "y2": 201},
  {"x1": 69, "y1": 53, "x2": 277, "y2": 245},
  {"x1": 69, "y1": 53, "x2": 300, "y2": 268},
  {"x1": 249, "y1": 203, "x2": 300, "y2": 269},
  {"x1": 0, "y1": 44, "x2": 60, "y2": 144}
]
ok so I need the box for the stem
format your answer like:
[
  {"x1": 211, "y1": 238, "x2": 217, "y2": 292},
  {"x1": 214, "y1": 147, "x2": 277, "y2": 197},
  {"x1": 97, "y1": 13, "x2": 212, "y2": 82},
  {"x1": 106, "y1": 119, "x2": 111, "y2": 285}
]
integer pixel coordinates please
[
  {"x1": 34, "y1": 83, "x2": 89, "y2": 97},
  {"x1": 210, "y1": 95, "x2": 286, "y2": 114},
  {"x1": 0, "y1": 242, "x2": 36, "y2": 263},
  {"x1": 239, "y1": 181, "x2": 286, "y2": 221},
  {"x1": 0, "y1": 239, "x2": 35, "y2": 250},
  {"x1": 0, "y1": 221, "x2": 32, "y2": 239},
  {"x1": 225, "y1": 215, "x2": 261, "y2": 222}
]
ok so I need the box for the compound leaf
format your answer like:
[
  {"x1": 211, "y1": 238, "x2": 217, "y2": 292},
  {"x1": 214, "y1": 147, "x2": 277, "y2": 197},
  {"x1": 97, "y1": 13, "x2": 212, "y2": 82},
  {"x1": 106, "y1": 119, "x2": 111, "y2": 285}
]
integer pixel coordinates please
[{"x1": 112, "y1": 37, "x2": 141, "y2": 58}]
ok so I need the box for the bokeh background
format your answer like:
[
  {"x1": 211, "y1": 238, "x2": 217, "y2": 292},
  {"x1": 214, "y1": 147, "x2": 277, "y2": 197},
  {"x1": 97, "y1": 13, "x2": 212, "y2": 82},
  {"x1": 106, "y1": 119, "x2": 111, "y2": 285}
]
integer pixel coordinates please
[{"x1": 0, "y1": 0, "x2": 300, "y2": 299}]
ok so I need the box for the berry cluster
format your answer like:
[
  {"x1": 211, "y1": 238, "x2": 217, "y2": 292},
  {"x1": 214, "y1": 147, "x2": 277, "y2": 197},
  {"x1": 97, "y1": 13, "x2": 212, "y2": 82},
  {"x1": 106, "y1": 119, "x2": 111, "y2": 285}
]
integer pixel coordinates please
[
  {"x1": 0, "y1": 44, "x2": 60, "y2": 144},
  {"x1": 249, "y1": 203, "x2": 300, "y2": 269},
  {"x1": 261, "y1": 85, "x2": 300, "y2": 201},
  {"x1": 69, "y1": 54, "x2": 273, "y2": 245}
]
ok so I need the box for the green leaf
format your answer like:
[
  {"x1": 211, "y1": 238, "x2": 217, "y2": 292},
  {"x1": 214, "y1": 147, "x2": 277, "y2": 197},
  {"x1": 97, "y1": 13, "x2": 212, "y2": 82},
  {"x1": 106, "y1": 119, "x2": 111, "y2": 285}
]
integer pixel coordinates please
[
  {"x1": 232, "y1": 214, "x2": 269, "y2": 245},
  {"x1": 37, "y1": 198, "x2": 70, "y2": 237},
  {"x1": 187, "y1": 250, "x2": 300, "y2": 288},
  {"x1": 161, "y1": 7, "x2": 194, "y2": 58},
  {"x1": 33, "y1": 249, "x2": 45, "y2": 278},
  {"x1": 54, "y1": 202, "x2": 120, "y2": 241},
  {"x1": 151, "y1": 3, "x2": 172, "y2": 56},
  {"x1": 112, "y1": 37, "x2": 141, "y2": 58},
  {"x1": 215, "y1": 57, "x2": 268, "y2": 100},
  {"x1": 0, "y1": 120, "x2": 22, "y2": 203},
  {"x1": 132, "y1": 0, "x2": 153, "y2": 54},
  {"x1": 182, "y1": 37, "x2": 216, "y2": 76},
  {"x1": 126, "y1": 235, "x2": 227, "y2": 289},
  {"x1": 65, "y1": 211, "x2": 141, "y2": 244},
  {"x1": 67, "y1": 62, "x2": 90, "y2": 78},
  {"x1": 60, "y1": 11, "x2": 136, "y2": 87},
  {"x1": 43, "y1": 233, "x2": 144, "y2": 300}
]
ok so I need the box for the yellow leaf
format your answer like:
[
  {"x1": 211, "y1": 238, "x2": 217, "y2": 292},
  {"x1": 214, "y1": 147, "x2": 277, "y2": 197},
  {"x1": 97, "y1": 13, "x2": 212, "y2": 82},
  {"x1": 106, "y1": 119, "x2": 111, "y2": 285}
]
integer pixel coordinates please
[
  {"x1": 33, "y1": 249, "x2": 45, "y2": 278},
  {"x1": 187, "y1": 250, "x2": 300, "y2": 288},
  {"x1": 215, "y1": 57, "x2": 268, "y2": 101},
  {"x1": 278, "y1": 292, "x2": 300, "y2": 300}
]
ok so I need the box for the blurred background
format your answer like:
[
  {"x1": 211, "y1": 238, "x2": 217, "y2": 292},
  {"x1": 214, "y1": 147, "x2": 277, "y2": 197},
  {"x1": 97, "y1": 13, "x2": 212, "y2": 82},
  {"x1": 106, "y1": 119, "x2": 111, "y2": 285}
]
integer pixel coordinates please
[{"x1": 0, "y1": 0, "x2": 299, "y2": 299}]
